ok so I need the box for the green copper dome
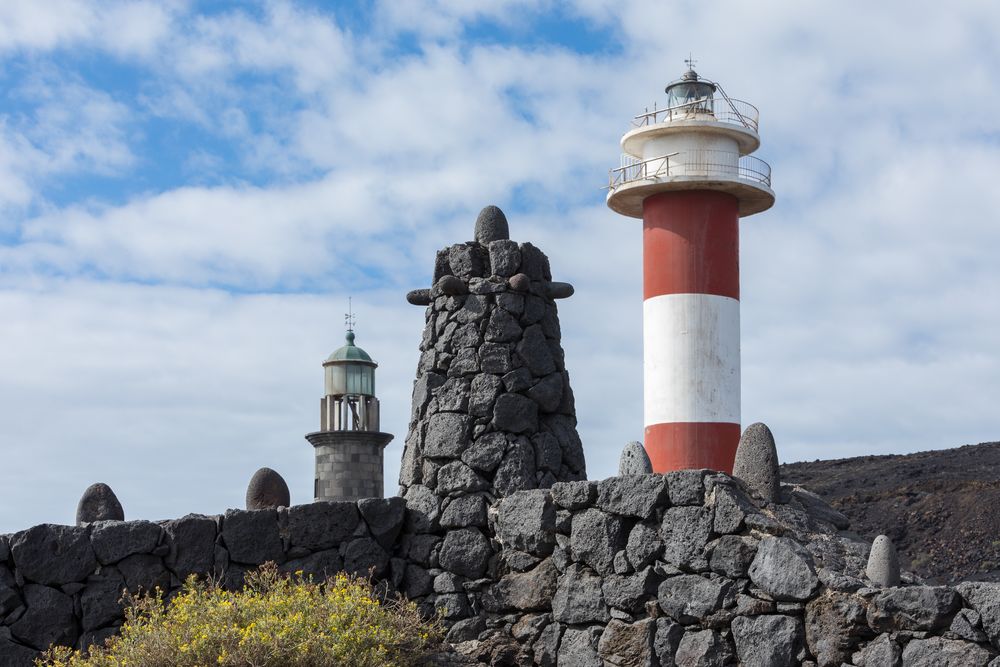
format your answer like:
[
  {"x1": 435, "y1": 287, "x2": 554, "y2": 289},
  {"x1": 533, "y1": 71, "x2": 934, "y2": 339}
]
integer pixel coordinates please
[{"x1": 326, "y1": 331, "x2": 374, "y2": 364}]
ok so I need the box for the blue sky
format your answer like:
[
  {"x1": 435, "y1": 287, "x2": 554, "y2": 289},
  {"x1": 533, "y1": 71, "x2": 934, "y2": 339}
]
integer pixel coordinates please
[{"x1": 1, "y1": 0, "x2": 999, "y2": 532}]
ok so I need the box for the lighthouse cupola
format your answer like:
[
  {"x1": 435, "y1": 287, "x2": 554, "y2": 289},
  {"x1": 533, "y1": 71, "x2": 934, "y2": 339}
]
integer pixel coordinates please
[
  {"x1": 665, "y1": 68, "x2": 716, "y2": 113},
  {"x1": 606, "y1": 62, "x2": 775, "y2": 475}
]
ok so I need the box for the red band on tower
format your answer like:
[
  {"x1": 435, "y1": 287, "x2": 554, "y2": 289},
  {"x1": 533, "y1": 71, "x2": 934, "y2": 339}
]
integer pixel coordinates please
[
  {"x1": 642, "y1": 190, "x2": 740, "y2": 300},
  {"x1": 644, "y1": 422, "x2": 741, "y2": 474}
]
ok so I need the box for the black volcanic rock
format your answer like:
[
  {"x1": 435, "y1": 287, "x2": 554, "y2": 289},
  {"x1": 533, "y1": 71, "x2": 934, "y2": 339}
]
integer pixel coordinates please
[
  {"x1": 782, "y1": 440, "x2": 1000, "y2": 585},
  {"x1": 245, "y1": 467, "x2": 290, "y2": 510},
  {"x1": 76, "y1": 483, "x2": 124, "y2": 525},
  {"x1": 474, "y1": 205, "x2": 509, "y2": 245},
  {"x1": 11, "y1": 524, "x2": 97, "y2": 585}
]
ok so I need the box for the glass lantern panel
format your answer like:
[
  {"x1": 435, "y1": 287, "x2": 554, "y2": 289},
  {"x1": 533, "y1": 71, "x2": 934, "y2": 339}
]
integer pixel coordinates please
[
  {"x1": 345, "y1": 364, "x2": 375, "y2": 396},
  {"x1": 668, "y1": 82, "x2": 714, "y2": 112},
  {"x1": 325, "y1": 364, "x2": 346, "y2": 396}
]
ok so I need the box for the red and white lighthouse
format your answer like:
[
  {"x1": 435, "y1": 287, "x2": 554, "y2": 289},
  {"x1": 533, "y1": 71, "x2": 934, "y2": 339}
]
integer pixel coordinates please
[{"x1": 607, "y1": 64, "x2": 774, "y2": 474}]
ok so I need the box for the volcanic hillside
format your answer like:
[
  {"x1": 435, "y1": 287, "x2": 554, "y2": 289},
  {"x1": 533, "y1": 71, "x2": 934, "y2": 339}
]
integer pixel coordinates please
[{"x1": 781, "y1": 440, "x2": 1000, "y2": 586}]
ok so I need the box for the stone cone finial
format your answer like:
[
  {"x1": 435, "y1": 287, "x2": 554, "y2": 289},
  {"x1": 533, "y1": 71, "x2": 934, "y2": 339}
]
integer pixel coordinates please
[
  {"x1": 619, "y1": 441, "x2": 653, "y2": 475},
  {"x1": 866, "y1": 534, "x2": 901, "y2": 587},
  {"x1": 76, "y1": 482, "x2": 124, "y2": 526},
  {"x1": 408, "y1": 206, "x2": 572, "y2": 305},
  {"x1": 732, "y1": 422, "x2": 781, "y2": 503},
  {"x1": 246, "y1": 467, "x2": 290, "y2": 510},
  {"x1": 474, "y1": 205, "x2": 509, "y2": 244}
]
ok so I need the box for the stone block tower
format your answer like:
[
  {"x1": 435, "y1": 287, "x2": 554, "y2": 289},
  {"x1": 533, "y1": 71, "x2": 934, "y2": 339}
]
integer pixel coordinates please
[
  {"x1": 400, "y1": 205, "x2": 586, "y2": 503},
  {"x1": 306, "y1": 325, "x2": 393, "y2": 501}
]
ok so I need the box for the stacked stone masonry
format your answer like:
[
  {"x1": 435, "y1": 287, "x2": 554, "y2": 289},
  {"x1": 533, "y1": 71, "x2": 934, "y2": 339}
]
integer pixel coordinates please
[
  {"x1": 0, "y1": 499, "x2": 408, "y2": 665},
  {"x1": 398, "y1": 227, "x2": 588, "y2": 504},
  {"x1": 309, "y1": 431, "x2": 390, "y2": 500},
  {"x1": 6, "y1": 477, "x2": 1000, "y2": 665}
]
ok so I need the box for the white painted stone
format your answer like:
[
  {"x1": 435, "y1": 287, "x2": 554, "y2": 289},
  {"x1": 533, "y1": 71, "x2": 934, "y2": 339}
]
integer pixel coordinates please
[
  {"x1": 619, "y1": 441, "x2": 653, "y2": 475},
  {"x1": 867, "y1": 534, "x2": 901, "y2": 587}
]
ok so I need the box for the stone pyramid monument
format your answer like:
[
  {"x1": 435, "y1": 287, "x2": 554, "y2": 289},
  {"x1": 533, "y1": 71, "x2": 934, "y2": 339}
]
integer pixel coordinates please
[{"x1": 399, "y1": 205, "x2": 586, "y2": 502}]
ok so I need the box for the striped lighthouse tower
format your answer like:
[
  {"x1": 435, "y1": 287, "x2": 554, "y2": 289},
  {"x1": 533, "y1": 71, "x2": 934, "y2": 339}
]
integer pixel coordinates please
[{"x1": 606, "y1": 62, "x2": 774, "y2": 474}]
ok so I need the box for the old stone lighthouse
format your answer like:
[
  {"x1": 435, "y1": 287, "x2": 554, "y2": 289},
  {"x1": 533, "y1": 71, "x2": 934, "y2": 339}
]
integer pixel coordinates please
[{"x1": 306, "y1": 323, "x2": 393, "y2": 500}]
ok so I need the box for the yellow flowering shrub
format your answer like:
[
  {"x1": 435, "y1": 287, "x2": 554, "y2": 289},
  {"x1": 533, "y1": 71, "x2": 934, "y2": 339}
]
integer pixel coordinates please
[{"x1": 38, "y1": 563, "x2": 443, "y2": 667}]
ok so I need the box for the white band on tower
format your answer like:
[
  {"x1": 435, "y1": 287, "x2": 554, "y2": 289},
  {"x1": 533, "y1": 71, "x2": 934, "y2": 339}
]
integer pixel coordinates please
[{"x1": 643, "y1": 293, "x2": 741, "y2": 427}]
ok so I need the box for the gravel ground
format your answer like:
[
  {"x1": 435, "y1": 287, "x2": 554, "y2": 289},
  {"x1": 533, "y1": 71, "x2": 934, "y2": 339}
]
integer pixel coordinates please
[{"x1": 781, "y1": 440, "x2": 1000, "y2": 585}]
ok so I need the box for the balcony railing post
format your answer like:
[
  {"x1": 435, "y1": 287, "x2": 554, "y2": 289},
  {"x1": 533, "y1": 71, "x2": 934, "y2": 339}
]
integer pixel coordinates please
[
  {"x1": 609, "y1": 150, "x2": 771, "y2": 193},
  {"x1": 630, "y1": 97, "x2": 759, "y2": 132}
]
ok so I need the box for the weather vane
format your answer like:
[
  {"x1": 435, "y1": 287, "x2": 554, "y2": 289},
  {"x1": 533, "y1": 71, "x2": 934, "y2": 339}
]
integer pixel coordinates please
[
  {"x1": 685, "y1": 53, "x2": 697, "y2": 71},
  {"x1": 345, "y1": 297, "x2": 356, "y2": 333}
]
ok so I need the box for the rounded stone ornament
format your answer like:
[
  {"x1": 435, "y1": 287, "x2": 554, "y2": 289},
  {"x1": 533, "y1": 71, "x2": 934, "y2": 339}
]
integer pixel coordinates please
[
  {"x1": 546, "y1": 282, "x2": 575, "y2": 299},
  {"x1": 406, "y1": 289, "x2": 432, "y2": 306},
  {"x1": 619, "y1": 441, "x2": 653, "y2": 475},
  {"x1": 866, "y1": 534, "x2": 901, "y2": 587},
  {"x1": 732, "y1": 422, "x2": 781, "y2": 503},
  {"x1": 474, "y1": 205, "x2": 509, "y2": 244},
  {"x1": 508, "y1": 273, "x2": 530, "y2": 292},
  {"x1": 76, "y1": 483, "x2": 124, "y2": 525},
  {"x1": 435, "y1": 275, "x2": 468, "y2": 296},
  {"x1": 246, "y1": 467, "x2": 290, "y2": 510}
]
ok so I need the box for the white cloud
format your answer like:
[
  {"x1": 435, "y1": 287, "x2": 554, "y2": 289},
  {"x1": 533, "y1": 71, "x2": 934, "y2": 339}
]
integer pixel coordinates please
[
  {"x1": 167, "y1": 3, "x2": 349, "y2": 91},
  {"x1": 12, "y1": 177, "x2": 370, "y2": 286},
  {"x1": 0, "y1": 0, "x2": 176, "y2": 57},
  {"x1": 371, "y1": 0, "x2": 556, "y2": 40},
  {"x1": 0, "y1": 1, "x2": 97, "y2": 52},
  {"x1": 0, "y1": 124, "x2": 46, "y2": 211},
  {"x1": 19, "y1": 76, "x2": 135, "y2": 173},
  {"x1": 97, "y1": 2, "x2": 176, "y2": 58},
  {"x1": 0, "y1": 72, "x2": 135, "y2": 215}
]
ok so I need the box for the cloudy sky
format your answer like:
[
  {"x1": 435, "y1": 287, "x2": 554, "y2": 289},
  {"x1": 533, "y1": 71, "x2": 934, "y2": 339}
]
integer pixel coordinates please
[{"x1": 0, "y1": 1, "x2": 997, "y2": 532}]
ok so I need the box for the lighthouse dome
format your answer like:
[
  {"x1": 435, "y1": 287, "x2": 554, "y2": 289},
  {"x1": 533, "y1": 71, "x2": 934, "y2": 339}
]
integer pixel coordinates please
[{"x1": 326, "y1": 331, "x2": 374, "y2": 363}]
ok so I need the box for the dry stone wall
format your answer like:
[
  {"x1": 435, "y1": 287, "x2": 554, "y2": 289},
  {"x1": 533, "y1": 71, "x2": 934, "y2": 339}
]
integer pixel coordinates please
[
  {"x1": 0, "y1": 499, "x2": 407, "y2": 666},
  {"x1": 470, "y1": 473, "x2": 1000, "y2": 666},
  {"x1": 6, "y1": 474, "x2": 1000, "y2": 666}
]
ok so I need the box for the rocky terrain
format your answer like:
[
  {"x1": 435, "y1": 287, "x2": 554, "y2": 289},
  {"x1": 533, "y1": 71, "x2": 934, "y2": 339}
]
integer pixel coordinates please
[{"x1": 782, "y1": 440, "x2": 1000, "y2": 586}]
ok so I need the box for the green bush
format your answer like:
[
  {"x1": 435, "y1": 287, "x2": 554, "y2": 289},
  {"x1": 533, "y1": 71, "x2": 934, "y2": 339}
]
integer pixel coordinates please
[{"x1": 38, "y1": 563, "x2": 443, "y2": 667}]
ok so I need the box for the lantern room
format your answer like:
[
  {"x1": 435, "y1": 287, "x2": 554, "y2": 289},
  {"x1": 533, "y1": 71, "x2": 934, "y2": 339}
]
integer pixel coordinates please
[
  {"x1": 320, "y1": 330, "x2": 381, "y2": 432},
  {"x1": 665, "y1": 68, "x2": 716, "y2": 114}
]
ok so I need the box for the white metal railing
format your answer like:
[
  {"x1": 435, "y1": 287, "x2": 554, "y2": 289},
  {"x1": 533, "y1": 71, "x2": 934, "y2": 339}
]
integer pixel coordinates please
[
  {"x1": 607, "y1": 150, "x2": 771, "y2": 191},
  {"x1": 631, "y1": 96, "x2": 759, "y2": 133}
]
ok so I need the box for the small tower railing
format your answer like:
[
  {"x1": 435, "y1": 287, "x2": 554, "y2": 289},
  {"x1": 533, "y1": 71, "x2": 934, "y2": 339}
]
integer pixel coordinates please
[
  {"x1": 608, "y1": 151, "x2": 771, "y2": 191},
  {"x1": 632, "y1": 96, "x2": 760, "y2": 133},
  {"x1": 321, "y1": 394, "x2": 380, "y2": 432}
]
